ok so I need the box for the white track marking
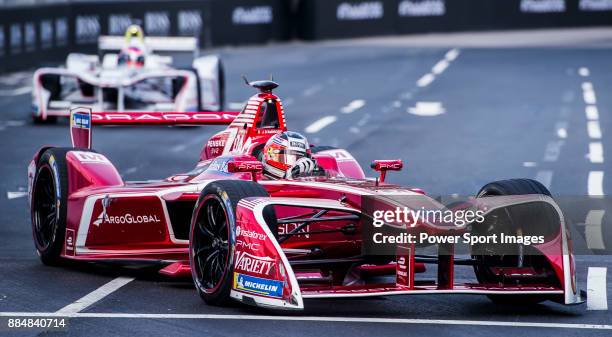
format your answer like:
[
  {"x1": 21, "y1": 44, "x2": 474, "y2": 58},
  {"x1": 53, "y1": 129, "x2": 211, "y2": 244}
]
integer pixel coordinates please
[
  {"x1": 535, "y1": 170, "x2": 553, "y2": 189},
  {"x1": 578, "y1": 67, "x2": 590, "y2": 77},
  {"x1": 585, "y1": 105, "x2": 599, "y2": 120},
  {"x1": 340, "y1": 99, "x2": 366, "y2": 114},
  {"x1": 585, "y1": 210, "x2": 606, "y2": 250},
  {"x1": 408, "y1": 102, "x2": 445, "y2": 117},
  {"x1": 0, "y1": 312, "x2": 611, "y2": 330},
  {"x1": 56, "y1": 277, "x2": 134, "y2": 314},
  {"x1": 588, "y1": 142, "x2": 604, "y2": 163},
  {"x1": 587, "y1": 121, "x2": 602, "y2": 139},
  {"x1": 588, "y1": 171, "x2": 604, "y2": 196},
  {"x1": 587, "y1": 267, "x2": 608, "y2": 310},
  {"x1": 543, "y1": 140, "x2": 563, "y2": 162},
  {"x1": 583, "y1": 90, "x2": 597, "y2": 105},
  {"x1": 303, "y1": 84, "x2": 323, "y2": 97},
  {"x1": 0, "y1": 86, "x2": 32, "y2": 96},
  {"x1": 305, "y1": 116, "x2": 337, "y2": 134},
  {"x1": 445, "y1": 48, "x2": 460, "y2": 61},
  {"x1": 7, "y1": 191, "x2": 27, "y2": 200},
  {"x1": 432, "y1": 59, "x2": 449, "y2": 75},
  {"x1": 416, "y1": 73, "x2": 435, "y2": 87},
  {"x1": 523, "y1": 161, "x2": 537, "y2": 167},
  {"x1": 555, "y1": 121, "x2": 568, "y2": 139}
]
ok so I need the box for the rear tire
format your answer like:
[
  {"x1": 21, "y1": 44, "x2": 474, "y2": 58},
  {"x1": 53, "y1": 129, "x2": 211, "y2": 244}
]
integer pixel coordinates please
[
  {"x1": 190, "y1": 180, "x2": 277, "y2": 306},
  {"x1": 473, "y1": 178, "x2": 554, "y2": 305}
]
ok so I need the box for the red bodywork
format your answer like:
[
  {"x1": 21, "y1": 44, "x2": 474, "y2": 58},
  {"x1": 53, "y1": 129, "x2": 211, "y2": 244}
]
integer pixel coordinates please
[{"x1": 28, "y1": 89, "x2": 581, "y2": 310}]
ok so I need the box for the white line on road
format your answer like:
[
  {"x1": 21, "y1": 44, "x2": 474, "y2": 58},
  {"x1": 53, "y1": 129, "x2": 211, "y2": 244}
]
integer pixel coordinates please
[
  {"x1": 340, "y1": 99, "x2": 366, "y2": 114},
  {"x1": 578, "y1": 67, "x2": 590, "y2": 77},
  {"x1": 535, "y1": 170, "x2": 553, "y2": 189},
  {"x1": 587, "y1": 267, "x2": 608, "y2": 310},
  {"x1": 543, "y1": 140, "x2": 563, "y2": 162},
  {"x1": 431, "y1": 59, "x2": 450, "y2": 75},
  {"x1": 56, "y1": 277, "x2": 134, "y2": 314},
  {"x1": 585, "y1": 105, "x2": 599, "y2": 120},
  {"x1": 7, "y1": 191, "x2": 27, "y2": 199},
  {"x1": 588, "y1": 171, "x2": 604, "y2": 196},
  {"x1": 445, "y1": 48, "x2": 460, "y2": 61},
  {"x1": 305, "y1": 116, "x2": 337, "y2": 134},
  {"x1": 408, "y1": 102, "x2": 445, "y2": 117},
  {"x1": 587, "y1": 121, "x2": 602, "y2": 139},
  {"x1": 583, "y1": 90, "x2": 597, "y2": 105},
  {"x1": 588, "y1": 142, "x2": 604, "y2": 163},
  {"x1": 523, "y1": 161, "x2": 537, "y2": 168},
  {"x1": 0, "y1": 86, "x2": 32, "y2": 96},
  {"x1": 555, "y1": 121, "x2": 568, "y2": 139},
  {"x1": 585, "y1": 210, "x2": 606, "y2": 250},
  {"x1": 416, "y1": 73, "x2": 435, "y2": 87},
  {"x1": 0, "y1": 312, "x2": 611, "y2": 330}
]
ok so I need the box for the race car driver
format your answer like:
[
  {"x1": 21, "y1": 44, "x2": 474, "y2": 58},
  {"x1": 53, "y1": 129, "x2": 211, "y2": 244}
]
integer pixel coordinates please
[
  {"x1": 117, "y1": 25, "x2": 147, "y2": 68},
  {"x1": 261, "y1": 131, "x2": 317, "y2": 180}
]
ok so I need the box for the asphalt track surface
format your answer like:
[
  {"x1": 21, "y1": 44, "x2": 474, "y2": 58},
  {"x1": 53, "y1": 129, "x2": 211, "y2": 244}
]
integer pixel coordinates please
[{"x1": 1, "y1": 28, "x2": 611, "y2": 336}]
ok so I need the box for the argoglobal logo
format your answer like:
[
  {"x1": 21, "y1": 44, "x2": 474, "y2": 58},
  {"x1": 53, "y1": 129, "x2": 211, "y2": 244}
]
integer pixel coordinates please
[
  {"x1": 93, "y1": 213, "x2": 161, "y2": 226},
  {"x1": 337, "y1": 2, "x2": 384, "y2": 20}
]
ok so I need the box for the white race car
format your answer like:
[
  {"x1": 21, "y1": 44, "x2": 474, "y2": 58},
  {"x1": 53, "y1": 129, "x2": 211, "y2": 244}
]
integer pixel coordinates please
[{"x1": 32, "y1": 25, "x2": 224, "y2": 123}]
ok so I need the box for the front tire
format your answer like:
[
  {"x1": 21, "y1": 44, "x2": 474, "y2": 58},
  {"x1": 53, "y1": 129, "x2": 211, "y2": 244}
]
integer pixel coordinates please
[
  {"x1": 190, "y1": 180, "x2": 276, "y2": 306},
  {"x1": 31, "y1": 148, "x2": 70, "y2": 265}
]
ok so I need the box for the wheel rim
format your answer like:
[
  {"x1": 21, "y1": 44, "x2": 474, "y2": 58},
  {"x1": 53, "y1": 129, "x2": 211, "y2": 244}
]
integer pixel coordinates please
[
  {"x1": 33, "y1": 165, "x2": 58, "y2": 250},
  {"x1": 192, "y1": 195, "x2": 230, "y2": 293}
]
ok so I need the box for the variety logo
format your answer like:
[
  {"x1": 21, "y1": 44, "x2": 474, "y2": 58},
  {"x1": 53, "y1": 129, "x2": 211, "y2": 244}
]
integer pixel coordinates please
[
  {"x1": 579, "y1": 0, "x2": 612, "y2": 11},
  {"x1": 108, "y1": 14, "x2": 133, "y2": 35},
  {"x1": 72, "y1": 151, "x2": 110, "y2": 164},
  {"x1": 520, "y1": 0, "x2": 566, "y2": 13},
  {"x1": 236, "y1": 226, "x2": 267, "y2": 241},
  {"x1": 398, "y1": 0, "x2": 445, "y2": 17},
  {"x1": 232, "y1": 6, "x2": 273, "y2": 25},
  {"x1": 233, "y1": 272, "x2": 283, "y2": 298},
  {"x1": 55, "y1": 18, "x2": 68, "y2": 46},
  {"x1": 178, "y1": 10, "x2": 202, "y2": 35},
  {"x1": 10, "y1": 23, "x2": 22, "y2": 54},
  {"x1": 40, "y1": 20, "x2": 53, "y2": 49},
  {"x1": 145, "y1": 12, "x2": 170, "y2": 36},
  {"x1": 76, "y1": 15, "x2": 100, "y2": 44},
  {"x1": 337, "y1": 1, "x2": 384, "y2": 20},
  {"x1": 235, "y1": 251, "x2": 274, "y2": 275}
]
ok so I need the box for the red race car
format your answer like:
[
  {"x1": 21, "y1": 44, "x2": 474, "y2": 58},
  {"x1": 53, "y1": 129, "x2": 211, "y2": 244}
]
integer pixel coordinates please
[{"x1": 28, "y1": 80, "x2": 582, "y2": 310}]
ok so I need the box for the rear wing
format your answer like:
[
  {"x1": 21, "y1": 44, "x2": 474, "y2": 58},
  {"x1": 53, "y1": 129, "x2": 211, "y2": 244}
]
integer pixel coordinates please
[
  {"x1": 98, "y1": 36, "x2": 198, "y2": 53},
  {"x1": 70, "y1": 108, "x2": 238, "y2": 148}
]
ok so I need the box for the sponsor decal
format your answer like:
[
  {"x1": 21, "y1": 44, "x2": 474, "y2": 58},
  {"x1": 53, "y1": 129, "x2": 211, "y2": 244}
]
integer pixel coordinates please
[
  {"x1": 579, "y1": 0, "x2": 612, "y2": 11},
  {"x1": 108, "y1": 14, "x2": 132, "y2": 35},
  {"x1": 279, "y1": 223, "x2": 310, "y2": 238},
  {"x1": 24, "y1": 22, "x2": 36, "y2": 52},
  {"x1": 65, "y1": 229, "x2": 75, "y2": 255},
  {"x1": 207, "y1": 139, "x2": 225, "y2": 147},
  {"x1": 93, "y1": 206, "x2": 161, "y2": 227},
  {"x1": 337, "y1": 1, "x2": 384, "y2": 20},
  {"x1": 145, "y1": 12, "x2": 170, "y2": 36},
  {"x1": 290, "y1": 141, "x2": 306, "y2": 149},
  {"x1": 76, "y1": 15, "x2": 100, "y2": 44},
  {"x1": 91, "y1": 112, "x2": 236, "y2": 122},
  {"x1": 71, "y1": 151, "x2": 110, "y2": 164},
  {"x1": 236, "y1": 239, "x2": 260, "y2": 251},
  {"x1": 236, "y1": 226, "x2": 267, "y2": 241},
  {"x1": 55, "y1": 18, "x2": 68, "y2": 46},
  {"x1": 235, "y1": 251, "x2": 274, "y2": 275},
  {"x1": 40, "y1": 20, "x2": 53, "y2": 49},
  {"x1": 233, "y1": 272, "x2": 283, "y2": 298},
  {"x1": 10, "y1": 23, "x2": 22, "y2": 54},
  {"x1": 398, "y1": 0, "x2": 445, "y2": 17},
  {"x1": 232, "y1": 6, "x2": 273, "y2": 25},
  {"x1": 520, "y1": 0, "x2": 566, "y2": 13},
  {"x1": 71, "y1": 112, "x2": 91, "y2": 129},
  {"x1": 178, "y1": 10, "x2": 202, "y2": 36}
]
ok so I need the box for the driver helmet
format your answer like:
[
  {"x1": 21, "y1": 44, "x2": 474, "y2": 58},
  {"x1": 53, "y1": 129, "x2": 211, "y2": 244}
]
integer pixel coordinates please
[
  {"x1": 262, "y1": 131, "x2": 310, "y2": 179},
  {"x1": 118, "y1": 46, "x2": 145, "y2": 68}
]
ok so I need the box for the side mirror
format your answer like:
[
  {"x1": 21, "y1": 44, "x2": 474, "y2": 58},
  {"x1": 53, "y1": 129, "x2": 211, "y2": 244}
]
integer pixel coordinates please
[
  {"x1": 370, "y1": 159, "x2": 403, "y2": 184},
  {"x1": 228, "y1": 160, "x2": 263, "y2": 182}
]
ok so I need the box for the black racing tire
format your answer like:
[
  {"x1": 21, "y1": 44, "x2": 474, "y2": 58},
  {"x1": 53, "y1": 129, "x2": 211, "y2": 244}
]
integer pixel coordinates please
[
  {"x1": 473, "y1": 178, "x2": 553, "y2": 305},
  {"x1": 31, "y1": 148, "x2": 71, "y2": 265},
  {"x1": 190, "y1": 180, "x2": 277, "y2": 306}
]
